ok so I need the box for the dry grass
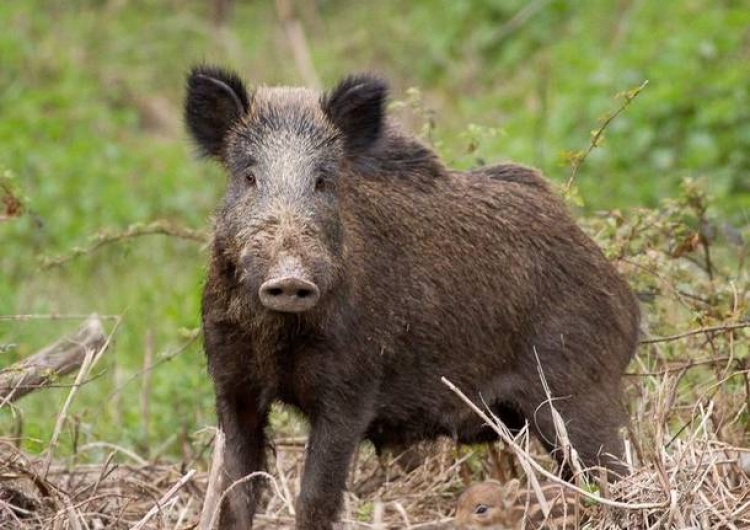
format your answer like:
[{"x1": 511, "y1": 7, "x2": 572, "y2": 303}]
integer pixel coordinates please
[
  {"x1": 0, "y1": 436, "x2": 462, "y2": 528},
  {"x1": 2, "y1": 337, "x2": 748, "y2": 529}
]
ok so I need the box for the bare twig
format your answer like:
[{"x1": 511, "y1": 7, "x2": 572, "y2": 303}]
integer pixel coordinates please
[
  {"x1": 0, "y1": 314, "x2": 121, "y2": 321},
  {"x1": 129, "y1": 469, "x2": 195, "y2": 530},
  {"x1": 105, "y1": 328, "x2": 200, "y2": 403},
  {"x1": 78, "y1": 442, "x2": 149, "y2": 466},
  {"x1": 492, "y1": 0, "x2": 553, "y2": 44},
  {"x1": 626, "y1": 356, "x2": 738, "y2": 377},
  {"x1": 41, "y1": 220, "x2": 208, "y2": 269},
  {"x1": 640, "y1": 321, "x2": 750, "y2": 344}
]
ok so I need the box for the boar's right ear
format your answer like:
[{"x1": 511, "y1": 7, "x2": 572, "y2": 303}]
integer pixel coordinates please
[
  {"x1": 184, "y1": 65, "x2": 250, "y2": 158},
  {"x1": 323, "y1": 74, "x2": 387, "y2": 154}
]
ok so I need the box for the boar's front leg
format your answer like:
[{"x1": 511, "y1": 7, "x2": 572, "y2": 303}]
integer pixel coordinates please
[
  {"x1": 215, "y1": 387, "x2": 269, "y2": 529},
  {"x1": 205, "y1": 322, "x2": 269, "y2": 529},
  {"x1": 296, "y1": 402, "x2": 375, "y2": 530}
]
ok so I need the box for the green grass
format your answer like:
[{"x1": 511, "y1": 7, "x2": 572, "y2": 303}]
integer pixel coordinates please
[{"x1": 1, "y1": 0, "x2": 748, "y2": 458}]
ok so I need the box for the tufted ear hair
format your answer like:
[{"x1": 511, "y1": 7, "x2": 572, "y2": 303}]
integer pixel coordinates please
[
  {"x1": 184, "y1": 65, "x2": 250, "y2": 158},
  {"x1": 322, "y1": 73, "x2": 387, "y2": 154}
]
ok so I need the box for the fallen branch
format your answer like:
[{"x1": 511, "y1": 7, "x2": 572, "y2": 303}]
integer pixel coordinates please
[
  {"x1": 0, "y1": 315, "x2": 107, "y2": 404},
  {"x1": 41, "y1": 220, "x2": 209, "y2": 269}
]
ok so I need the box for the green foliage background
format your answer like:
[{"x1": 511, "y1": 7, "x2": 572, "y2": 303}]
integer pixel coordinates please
[{"x1": 1, "y1": 0, "x2": 748, "y2": 457}]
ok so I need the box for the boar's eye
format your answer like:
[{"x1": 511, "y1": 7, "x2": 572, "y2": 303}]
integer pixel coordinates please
[
  {"x1": 315, "y1": 175, "x2": 334, "y2": 193},
  {"x1": 474, "y1": 504, "x2": 489, "y2": 515},
  {"x1": 245, "y1": 171, "x2": 256, "y2": 187}
]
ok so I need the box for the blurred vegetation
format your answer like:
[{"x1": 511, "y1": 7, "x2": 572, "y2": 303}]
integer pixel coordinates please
[{"x1": 0, "y1": 0, "x2": 748, "y2": 457}]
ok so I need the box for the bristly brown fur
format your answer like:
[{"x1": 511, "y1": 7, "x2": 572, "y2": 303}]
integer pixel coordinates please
[{"x1": 185, "y1": 66, "x2": 640, "y2": 530}]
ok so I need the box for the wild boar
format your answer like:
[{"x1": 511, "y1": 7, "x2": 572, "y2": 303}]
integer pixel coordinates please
[{"x1": 185, "y1": 65, "x2": 640, "y2": 530}]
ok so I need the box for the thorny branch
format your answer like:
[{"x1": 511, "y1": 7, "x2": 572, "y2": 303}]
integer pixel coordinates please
[{"x1": 565, "y1": 80, "x2": 649, "y2": 191}]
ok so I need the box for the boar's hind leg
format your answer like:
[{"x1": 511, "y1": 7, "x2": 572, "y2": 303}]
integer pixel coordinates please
[
  {"x1": 296, "y1": 409, "x2": 373, "y2": 530},
  {"x1": 522, "y1": 389, "x2": 627, "y2": 480},
  {"x1": 215, "y1": 389, "x2": 270, "y2": 529}
]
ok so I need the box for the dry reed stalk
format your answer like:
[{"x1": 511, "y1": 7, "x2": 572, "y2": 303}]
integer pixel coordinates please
[
  {"x1": 40, "y1": 318, "x2": 120, "y2": 479},
  {"x1": 442, "y1": 376, "x2": 670, "y2": 511},
  {"x1": 140, "y1": 330, "x2": 154, "y2": 457},
  {"x1": 199, "y1": 430, "x2": 225, "y2": 530}
]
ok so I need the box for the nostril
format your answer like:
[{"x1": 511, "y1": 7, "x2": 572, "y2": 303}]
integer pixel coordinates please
[
  {"x1": 296, "y1": 289, "x2": 312, "y2": 298},
  {"x1": 267, "y1": 287, "x2": 284, "y2": 297}
]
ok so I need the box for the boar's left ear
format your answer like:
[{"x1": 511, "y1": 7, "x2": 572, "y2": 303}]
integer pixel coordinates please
[
  {"x1": 184, "y1": 65, "x2": 250, "y2": 158},
  {"x1": 323, "y1": 74, "x2": 387, "y2": 154}
]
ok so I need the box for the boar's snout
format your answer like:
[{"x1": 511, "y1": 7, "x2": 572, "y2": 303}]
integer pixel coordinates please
[{"x1": 259, "y1": 276, "x2": 321, "y2": 313}]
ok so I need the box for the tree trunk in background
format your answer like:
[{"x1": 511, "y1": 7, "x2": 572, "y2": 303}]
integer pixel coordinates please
[{"x1": 212, "y1": 0, "x2": 234, "y2": 26}]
